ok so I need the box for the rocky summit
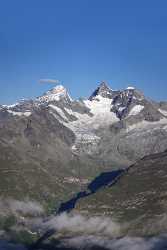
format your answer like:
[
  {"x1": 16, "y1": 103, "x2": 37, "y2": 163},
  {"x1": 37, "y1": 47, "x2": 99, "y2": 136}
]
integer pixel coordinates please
[{"x1": 0, "y1": 82, "x2": 167, "y2": 247}]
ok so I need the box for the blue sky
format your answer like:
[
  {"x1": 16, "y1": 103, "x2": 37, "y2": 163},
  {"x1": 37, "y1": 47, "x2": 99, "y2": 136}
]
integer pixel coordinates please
[{"x1": 1, "y1": 0, "x2": 167, "y2": 104}]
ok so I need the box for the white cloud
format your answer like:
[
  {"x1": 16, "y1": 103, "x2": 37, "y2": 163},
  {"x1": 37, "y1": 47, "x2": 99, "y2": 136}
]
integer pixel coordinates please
[
  {"x1": 39, "y1": 79, "x2": 60, "y2": 84},
  {"x1": 0, "y1": 200, "x2": 44, "y2": 216},
  {"x1": 39, "y1": 213, "x2": 167, "y2": 250},
  {"x1": 59, "y1": 235, "x2": 167, "y2": 250},
  {"x1": 1, "y1": 212, "x2": 167, "y2": 250},
  {"x1": 44, "y1": 213, "x2": 121, "y2": 237}
]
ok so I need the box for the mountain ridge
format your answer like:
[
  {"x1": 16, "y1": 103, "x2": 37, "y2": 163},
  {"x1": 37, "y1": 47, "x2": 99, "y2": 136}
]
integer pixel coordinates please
[
  {"x1": 1, "y1": 82, "x2": 167, "y2": 246},
  {"x1": 0, "y1": 82, "x2": 167, "y2": 209}
]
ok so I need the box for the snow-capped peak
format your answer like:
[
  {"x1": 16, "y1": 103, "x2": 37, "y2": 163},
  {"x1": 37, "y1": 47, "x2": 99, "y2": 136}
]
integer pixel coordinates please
[
  {"x1": 46, "y1": 85, "x2": 66, "y2": 95},
  {"x1": 37, "y1": 85, "x2": 72, "y2": 103},
  {"x1": 99, "y1": 81, "x2": 112, "y2": 90},
  {"x1": 89, "y1": 81, "x2": 114, "y2": 100},
  {"x1": 126, "y1": 86, "x2": 135, "y2": 90},
  {"x1": 2, "y1": 103, "x2": 19, "y2": 109},
  {"x1": 44, "y1": 85, "x2": 68, "y2": 97}
]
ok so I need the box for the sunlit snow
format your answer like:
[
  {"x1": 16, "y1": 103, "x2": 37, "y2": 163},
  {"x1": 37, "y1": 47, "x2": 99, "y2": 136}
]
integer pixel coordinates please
[{"x1": 128, "y1": 105, "x2": 144, "y2": 116}]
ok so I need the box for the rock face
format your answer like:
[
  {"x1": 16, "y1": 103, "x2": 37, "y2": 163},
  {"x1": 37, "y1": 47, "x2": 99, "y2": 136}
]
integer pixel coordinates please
[
  {"x1": 75, "y1": 150, "x2": 167, "y2": 236},
  {"x1": 111, "y1": 88, "x2": 143, "y2": 120},
  {"x1": 0, "y1": 82, "x2": 167, "y2": 212},
  {"x1": 89, "y1": 81, "x2": 115, "y2": 100}
]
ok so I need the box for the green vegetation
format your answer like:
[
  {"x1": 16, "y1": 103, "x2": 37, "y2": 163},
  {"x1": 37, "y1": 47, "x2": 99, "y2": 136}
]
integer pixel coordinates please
[{"x1": 10, "y1": 230, "x2": 38, "y2": 245}]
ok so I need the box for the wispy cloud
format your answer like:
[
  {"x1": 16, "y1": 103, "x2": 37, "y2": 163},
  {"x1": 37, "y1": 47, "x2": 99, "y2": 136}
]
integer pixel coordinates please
[
  {"x1": 39, "y1": 79, "x2": 60, "y2": 84},
  {"x1": 44, "y1": 213, "x2": 122, "y2": 237},
  {"x1": 0, "y1": 199, "x2": 44, "y2": 216},
  {"x1": 61, "y1": 235, "x2": 167, "y2": 250},
  {"x1": 39, "y1": 213, "x2": 167, "y2": 249},
  {"x1": 2, "y1": 212, "x2": 167, "y2": 250}
]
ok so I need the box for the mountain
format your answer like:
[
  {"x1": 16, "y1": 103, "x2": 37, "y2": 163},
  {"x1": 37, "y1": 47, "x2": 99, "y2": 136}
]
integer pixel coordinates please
[
  {"x1": 74, "y1": 150, "x2": 167, "y2": 236},
  {"x1": 1, "y1": 82, "x2": 167, "y2": 246},
  {"x1": 89, "y1": 81, "x2": 115, "y2": 100},
  {"x1": 1, "y1": 82, "x2": 167, "y2": 201}
]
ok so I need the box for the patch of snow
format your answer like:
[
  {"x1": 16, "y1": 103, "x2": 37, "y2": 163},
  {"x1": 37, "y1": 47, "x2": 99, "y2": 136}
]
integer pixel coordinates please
[
  {"x1": 65, "y1": 95, "x2": 119, "y2": 131},
  {"x1": 118, "y1": 107, "x2": 126, "y2": 112},
  {"x1": 7, "y1": 110, "x2": 31, "y2": 117},
  {"x1": 50, "y1": 96, "x2": 118, "y2": 154},
  {"x1": 49, "y1": 104, "x2": 68, "y2": 122},
  {"x1": 24, "y1": 111, "x2": 32, "y2": 117},
  {"x1": 161, "y1": 124, "x2": 167, "y2": 131},
  {"x1": 84, "y1": 95, "x2": 118, "y2": 125},
  {"x1": 126, "y1": 118, "x2": 167, "y2": 133},
  {"x1": 2, "y1": 103, "x2": 19, "y2": 108},
  {"x1": 37, "y1": 85, "x2": 73, "y2": 103},
  {"x1": 64, "y1": 107, "x2": 75, "y2": 116},
  {"x1": 65, "y1": 96, "x2": 118, "y2": 154},
  {"x1": 129, "y1": 105, "x2": 144, "y2": 116},
  {"x1": 127, "y1": 86, "x2": 135, "y2": 90},
  {"x1": 158, "y1": 109, "x2": 167, "y2": 116}
]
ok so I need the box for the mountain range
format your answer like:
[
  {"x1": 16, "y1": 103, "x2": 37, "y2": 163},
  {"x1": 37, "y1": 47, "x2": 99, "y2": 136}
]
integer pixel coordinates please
[{"x1": 1, "y1": 82, "x2": 167, "y2": 247}]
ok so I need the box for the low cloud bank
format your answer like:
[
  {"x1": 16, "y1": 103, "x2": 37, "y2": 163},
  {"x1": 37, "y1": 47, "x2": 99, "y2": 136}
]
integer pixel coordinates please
[
  {"x1": 41, "y1": 213, "x2": 167, "y2": 249},
  {"x1": 59, "y1": 235, "x2": 167, "y2": 250},
  {"x1": 9, "y1": 200, "x2": 44, "y2": 216},
  {"x1": 0, "y1": 200, "x2": 44, "y2": 217},
  {"x1": 1, "y1": 236, "x2": 167, "y2": 250},
  {"x1": 44, "y1": 213, "x2": 121, "y2": 237},
  {"x1": 1, "y1": 212, "x2": 167, "y2": 250}
]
